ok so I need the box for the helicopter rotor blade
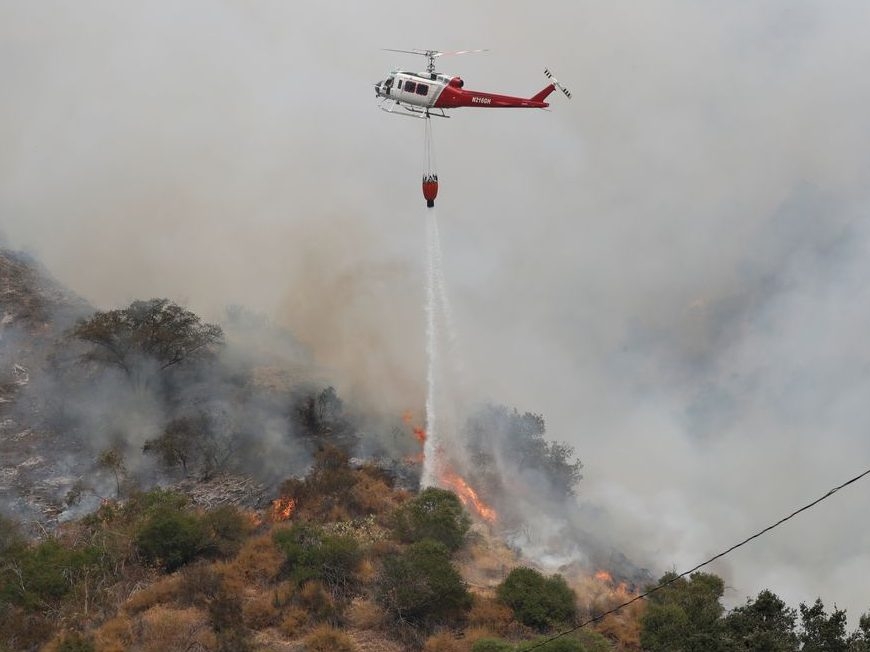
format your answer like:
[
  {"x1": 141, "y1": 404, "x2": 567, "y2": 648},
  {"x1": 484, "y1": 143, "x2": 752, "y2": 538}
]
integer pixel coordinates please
[
  {"x1": 433, "y1": 48, "x2": 489, "y2": 57},
  {"x1": 382, "y1": 48, "x2": 432, "y2": 56}
]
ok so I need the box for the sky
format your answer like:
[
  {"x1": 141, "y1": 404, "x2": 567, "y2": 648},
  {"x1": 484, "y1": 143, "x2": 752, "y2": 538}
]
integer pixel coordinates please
[{"x1": 3, "y1": 0, "x2": 870, "y2": 621}]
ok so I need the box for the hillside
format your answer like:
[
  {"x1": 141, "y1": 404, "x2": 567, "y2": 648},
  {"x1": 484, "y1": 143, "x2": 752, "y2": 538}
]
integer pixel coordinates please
[{"x1": 3, "y1": 249, "x2": 869, "y2": 652}]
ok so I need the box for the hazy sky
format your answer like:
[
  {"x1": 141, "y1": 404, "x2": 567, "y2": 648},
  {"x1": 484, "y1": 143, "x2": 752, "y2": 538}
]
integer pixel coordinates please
[{"x1": 3, "y1": 1, "x2": 870, "y2": 620}]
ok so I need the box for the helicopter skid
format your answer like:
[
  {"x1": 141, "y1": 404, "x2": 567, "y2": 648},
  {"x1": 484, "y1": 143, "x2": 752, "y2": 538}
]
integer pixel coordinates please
[{"x1": 379, "y1": 99, "x2": 449, "y2": 119}]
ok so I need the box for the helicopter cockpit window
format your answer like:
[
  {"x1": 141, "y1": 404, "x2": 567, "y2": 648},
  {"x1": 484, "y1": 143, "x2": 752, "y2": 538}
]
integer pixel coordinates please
[
  {"x1": 405, "y1": 81, "x2": 416, "y2": 93},
  {"x1": 416, "y1": 84, "x2": 429, "y2": 96}
]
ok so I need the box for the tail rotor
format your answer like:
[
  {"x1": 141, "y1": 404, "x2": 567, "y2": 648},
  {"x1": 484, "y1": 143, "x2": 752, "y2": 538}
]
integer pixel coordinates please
[{"x1": 544, "y1": 68, "x2": 572, "y2": 100}]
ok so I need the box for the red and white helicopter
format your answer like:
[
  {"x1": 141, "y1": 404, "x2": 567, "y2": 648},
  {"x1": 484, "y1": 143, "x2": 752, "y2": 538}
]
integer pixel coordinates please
[
  {"x1": 375, "y1": 48, "x2": 571, "y2": 119},
  {"x1": 376, "y1": 49, "x2": 570, "y2": 207}
]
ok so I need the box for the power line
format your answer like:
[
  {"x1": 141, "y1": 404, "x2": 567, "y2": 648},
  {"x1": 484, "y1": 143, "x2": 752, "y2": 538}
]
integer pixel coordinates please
[{"x1": 522, "y1": 464, "x2": 870, "y2": 651}]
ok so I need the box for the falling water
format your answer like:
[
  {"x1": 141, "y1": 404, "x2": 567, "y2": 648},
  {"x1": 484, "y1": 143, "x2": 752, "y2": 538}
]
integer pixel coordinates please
[{"x1": 421, "y1": 208, "x2": 440, "y2": 487}]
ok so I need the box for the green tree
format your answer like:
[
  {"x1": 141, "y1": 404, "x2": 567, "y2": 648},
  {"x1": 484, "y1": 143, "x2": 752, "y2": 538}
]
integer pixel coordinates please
[
  {"x1": 496, "y1": 567, "x2": 577, "y2": 631},
  {"x1": 799, "y1": 598, "x2": 848, "y2": 652},
  {"x1": 640, "y1": 572, "x2": 729, "y2": 652},
  {"x1": 393, "y1": 487, "x2": 471, "y2": 551},
  {"x1": 724, "y1": 589, "x2": 798, "y2": 651},
  {"x1": 848, "y1": 612, "x2": 870, "y2": 651},
  {"x1": 377, "y1": 540, "x2": 471, "y2": 626},
  {"x1": 71, "y1": 298, "x2": 223, "y2": 378}
]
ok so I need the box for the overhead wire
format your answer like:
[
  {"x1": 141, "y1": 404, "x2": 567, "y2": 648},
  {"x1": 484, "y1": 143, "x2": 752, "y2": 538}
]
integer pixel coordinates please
[{"x1": 522, "y1": 464, "x2": 870, "y2": 651}]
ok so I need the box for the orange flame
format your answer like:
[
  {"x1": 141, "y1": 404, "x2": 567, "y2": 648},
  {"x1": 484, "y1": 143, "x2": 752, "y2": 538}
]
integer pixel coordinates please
[
  {"x1": 595, "y1": 570, "x2": 613, "y2": 583},
  {"x1": 271, "y1": 496, "x2": 297, "y2": 522},
  {"x1": 440, "y1": 468, "x2": 497, "y2": 524},
  {"x1": 413, "y1": 426, "x2": 427, "y2": 444}
]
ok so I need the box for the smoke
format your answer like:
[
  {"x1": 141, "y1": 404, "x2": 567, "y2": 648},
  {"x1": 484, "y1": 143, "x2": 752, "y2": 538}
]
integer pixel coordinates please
[{"x1": 3, "y1": 0, "x2": 870, "y2": 620}]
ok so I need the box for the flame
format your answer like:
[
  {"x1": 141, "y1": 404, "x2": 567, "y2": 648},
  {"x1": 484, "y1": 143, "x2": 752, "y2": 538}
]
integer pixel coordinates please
[
  {"x1": 593, "y1": 569, "x2": 633, "y2": 601},
  {"x1": 595, "y1": 570, "x2": 613, "y2": 583},
  {"x1": 271, "y1": 496, "x2": 297, "y2": 522},
  {"x1": 440, "y1": 468, "x2": 497, "y2": 524},
  {"x1": 413, "y1": 426, "x2": 426, "y2": 443},
  {"x1": 247, "y1": 510, "x2": 264, "y2": 528}
]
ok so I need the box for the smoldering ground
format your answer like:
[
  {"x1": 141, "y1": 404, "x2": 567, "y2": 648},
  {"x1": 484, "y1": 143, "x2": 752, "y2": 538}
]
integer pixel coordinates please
[{"x1": 3, "y1": 0, "x2": 870, "y2": 619}]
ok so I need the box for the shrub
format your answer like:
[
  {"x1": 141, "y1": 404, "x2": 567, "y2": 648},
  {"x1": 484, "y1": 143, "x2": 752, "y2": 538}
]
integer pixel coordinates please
[
  {"x1": 303, "y1": 624, "x2": 357, "y2": 652},
  {"x1": 377, "y1": 540, "x2": 471, "y2": 627},
  {"x1": 517, "y1": 637, "x2": 586, "y2": 651},
  {"x1": 393, "y1": 488, "x2": 471, "y2": 551},
  {"x1": 274, "y1": 523, "x2": 361, "y2": 591},
  {"x1": 54, "y1": 632, "x2": 96, "y2": 652},
  {"x1": 135, "y1": 508, "x2": 206, "y2": 572},
  {"x1": 201, "y1": 505, "x2": 252, "y2": 558},
  {"x1": 2, "y1": 539, "x2": 101, "y2": 608},
  {"x1": 472, "y1": 639, "x2": 514, "y2": 652},
  {"x1": 496, "y1": 567, "x2": 577, "y2": 631}
]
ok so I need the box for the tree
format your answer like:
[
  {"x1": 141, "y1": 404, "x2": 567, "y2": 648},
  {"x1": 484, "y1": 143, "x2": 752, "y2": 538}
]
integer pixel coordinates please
[
  {"x1": 71, "y1": 298, "x2": 223, "y2": 378},
  {"x1": 640, "y1": 572, "x2": 730, "y2": 652},
  {"x1": 143, "y1": 416, "x2": 203, "y2": 476},
  {"x1": 799, "y1": 598, "x2": 848, "y2": 652},
  {"x1": 96, "y1": 447, "x2": 126, "y2": 497},
  {"x1": 496, "y1": 567, "x2": 577, "y2": 631},
  {"x1": 377, "y1": 540, "x2": 471, "y2": 627},
  {"x1": 724, "y1": 589, "x2": 798, "y2": 651},
  {"x1": 465, "y1": 405, "x2": 583, "y2": 500},
  {"x1": 393, "y1": 487, "x2": 471, "y2": 551},
  {"x1": 848, "y1": 612, "x2": 870, "y2": 651}
]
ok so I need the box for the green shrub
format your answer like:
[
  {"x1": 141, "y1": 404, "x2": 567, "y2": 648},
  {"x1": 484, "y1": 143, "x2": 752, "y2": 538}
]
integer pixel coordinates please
[
  {"x1": 496, "y1": 567, "x2": 577, "y2": 631},
  {"x1": 517, "y1": 637, "x2": 584, "y2": 651},
  {"x1": 472, "y1": 638, "x2": 515, "y2": 652},
  {"x1": 377, "y1": 540, "x2": 471, "y2": 627},
  {"x1": 1, "y1": 539, "x2": 101, "y2": 609},
  {"x1": 274, "y1": 523, "x2": 361, "y2": 590},
  {"x1": 202, "y1": 505, "x2": 251, "y2": 558},
  {"x1": 135, "y1": 507, "x2": 206, "y2": 571},
  {"x1": 393, "y1": 488, "x2": 471, "y2": 551}
]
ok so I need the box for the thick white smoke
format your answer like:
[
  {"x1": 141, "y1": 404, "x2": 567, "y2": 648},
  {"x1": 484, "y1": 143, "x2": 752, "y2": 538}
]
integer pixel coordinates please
[{"x1": 3, "y1": 0, "x2": 870, "y2": 621}]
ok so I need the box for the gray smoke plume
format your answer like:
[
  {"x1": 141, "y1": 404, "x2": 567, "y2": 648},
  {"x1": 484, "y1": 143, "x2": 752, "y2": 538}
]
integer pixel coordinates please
[{"x1": 3, "y1": 0, "x2": 870, "y2": 620}]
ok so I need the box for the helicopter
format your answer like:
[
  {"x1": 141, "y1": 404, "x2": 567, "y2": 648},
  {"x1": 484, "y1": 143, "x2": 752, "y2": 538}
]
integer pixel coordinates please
[{"x1": 375, "y1": 49, "x2": 571, "y2": 119}]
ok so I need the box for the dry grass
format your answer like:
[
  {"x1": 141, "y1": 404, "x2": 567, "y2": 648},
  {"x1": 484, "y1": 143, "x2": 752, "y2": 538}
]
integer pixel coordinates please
[
  {"x1": 468, "y1": 596, "x2": 514, "y2": 632},
  {"x1": 346, "y1": 598, "x2": 384, "y2": 630},
  {"x1": 223, "y1": 533, "x2": 284, "y2": 588},
  {"x1": 303, "y1": 624, "x2": 357, "y2": 652},
  {"x1": 243, "y1": 592, "x2": 282, "y2": 630},
  {"x1": 124, "y1": 575, "x2": 181, "y2": 614},
  {"x1": 134, "y1": 605, "x2": 216, "y2": 652},
  {"x1": 92, "y1": 615, "x2": 134, "y2": 652},
  {"x1": 279, "y1": 606, "x2": 311, "y2": 637},
  {"x1": 423, "y1": 631, "x2": 466, "y2": 652}
]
